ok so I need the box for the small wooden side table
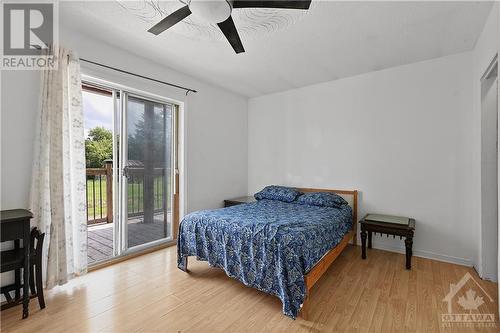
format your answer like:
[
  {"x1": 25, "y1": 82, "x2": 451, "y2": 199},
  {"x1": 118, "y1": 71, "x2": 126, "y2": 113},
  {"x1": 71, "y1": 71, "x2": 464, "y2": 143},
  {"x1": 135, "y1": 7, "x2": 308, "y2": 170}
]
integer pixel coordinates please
[
  {"x1": 359, "y1": 214, "x2": 415, "y2": 269},
  {"x1": 224, "y1": 196, "x2": 256, "y2": 208}
]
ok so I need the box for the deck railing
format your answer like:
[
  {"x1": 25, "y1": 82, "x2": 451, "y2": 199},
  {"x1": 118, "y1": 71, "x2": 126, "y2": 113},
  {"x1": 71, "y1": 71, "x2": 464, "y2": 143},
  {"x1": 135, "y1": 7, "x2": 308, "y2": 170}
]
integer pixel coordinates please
[
  {"x1": 126, "y1": 168, "x2": 166, "y2": 218},
  {"x1": 86, "y1": 161, "x2": 113, "y2": 225},
  {"x1": 86, "y1": 161, "x2": 169, "y2": 225}
]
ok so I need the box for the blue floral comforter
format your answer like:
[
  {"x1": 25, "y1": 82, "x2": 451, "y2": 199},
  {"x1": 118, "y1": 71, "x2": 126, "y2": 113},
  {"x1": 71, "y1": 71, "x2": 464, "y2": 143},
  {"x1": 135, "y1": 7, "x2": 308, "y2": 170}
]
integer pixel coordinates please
[{"x1": 177, "y1": 199, "x2": 352, "y2": 318}]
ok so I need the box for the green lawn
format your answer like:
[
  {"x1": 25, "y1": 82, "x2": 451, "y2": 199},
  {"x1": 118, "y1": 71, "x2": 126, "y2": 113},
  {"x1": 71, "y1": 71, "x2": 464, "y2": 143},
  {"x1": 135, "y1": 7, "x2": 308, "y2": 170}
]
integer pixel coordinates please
[{"x1": 86, "y1": 176, "x2": 171, "y2": 222}]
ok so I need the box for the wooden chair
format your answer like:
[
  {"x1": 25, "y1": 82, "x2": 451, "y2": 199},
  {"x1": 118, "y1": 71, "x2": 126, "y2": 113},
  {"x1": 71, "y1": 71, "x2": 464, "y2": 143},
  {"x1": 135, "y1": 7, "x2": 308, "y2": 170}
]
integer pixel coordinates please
[
  {"x1": 0, "y1": 227, "x2": 45, "y2": 310},
  {"x1": 28, "y1": 228, "x2": 45, "y2": 309}
]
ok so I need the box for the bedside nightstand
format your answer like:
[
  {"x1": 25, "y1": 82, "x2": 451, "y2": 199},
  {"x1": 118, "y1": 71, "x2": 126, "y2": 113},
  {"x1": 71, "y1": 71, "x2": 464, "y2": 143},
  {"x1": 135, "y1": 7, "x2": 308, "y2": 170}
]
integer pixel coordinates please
[
  {"x1": 224, "y1": 196, "x2": 256, "y2": 207},
  {"x1": 359, "y1": 214, "x2": 415, "y2": 269}
]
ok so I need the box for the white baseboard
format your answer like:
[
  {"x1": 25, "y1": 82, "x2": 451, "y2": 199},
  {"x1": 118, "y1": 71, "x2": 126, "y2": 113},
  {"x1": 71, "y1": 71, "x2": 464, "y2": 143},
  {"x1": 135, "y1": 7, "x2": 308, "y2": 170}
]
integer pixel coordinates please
[{"x1": 367, "y1": 243, "x2": 473, "y2": 267}]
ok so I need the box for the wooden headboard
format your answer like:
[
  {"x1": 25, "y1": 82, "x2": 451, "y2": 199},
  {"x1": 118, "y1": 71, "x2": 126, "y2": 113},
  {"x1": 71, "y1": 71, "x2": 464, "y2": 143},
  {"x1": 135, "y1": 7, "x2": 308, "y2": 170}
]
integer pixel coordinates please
[{"x1": 297, "y1": 188, "x2": 358, "y2": 245}]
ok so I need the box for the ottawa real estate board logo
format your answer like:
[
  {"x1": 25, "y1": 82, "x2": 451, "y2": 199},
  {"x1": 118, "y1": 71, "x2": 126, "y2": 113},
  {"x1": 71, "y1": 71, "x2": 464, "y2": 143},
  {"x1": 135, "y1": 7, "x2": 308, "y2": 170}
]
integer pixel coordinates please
[
  {"x1": 1, "y1": 1, "x2": 58, "y2": 70},
  {"x1": 441, "y1": 272, "x2": 496, "y2": 328}
]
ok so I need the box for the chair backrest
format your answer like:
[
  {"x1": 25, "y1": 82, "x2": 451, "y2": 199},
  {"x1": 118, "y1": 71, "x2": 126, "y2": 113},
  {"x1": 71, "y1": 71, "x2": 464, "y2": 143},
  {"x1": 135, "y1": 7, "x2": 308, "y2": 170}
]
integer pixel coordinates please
[{"x1": 30, "y1": 227, "x2": 45, "y2": 258}]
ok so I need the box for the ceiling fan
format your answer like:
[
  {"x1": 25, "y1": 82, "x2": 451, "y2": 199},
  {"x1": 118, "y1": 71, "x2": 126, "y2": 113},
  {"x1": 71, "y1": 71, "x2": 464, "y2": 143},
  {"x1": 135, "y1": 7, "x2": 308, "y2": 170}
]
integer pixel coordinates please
[{"x1": 148, "y1": 0, "x2": 312, "y2": 53}]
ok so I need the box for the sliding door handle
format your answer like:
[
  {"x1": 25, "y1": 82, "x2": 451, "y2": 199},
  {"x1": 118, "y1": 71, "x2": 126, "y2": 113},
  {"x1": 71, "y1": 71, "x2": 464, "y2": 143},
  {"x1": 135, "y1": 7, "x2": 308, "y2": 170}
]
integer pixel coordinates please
[{"x1": 123, "y1": 166, "x2": 131, "y2": 180}]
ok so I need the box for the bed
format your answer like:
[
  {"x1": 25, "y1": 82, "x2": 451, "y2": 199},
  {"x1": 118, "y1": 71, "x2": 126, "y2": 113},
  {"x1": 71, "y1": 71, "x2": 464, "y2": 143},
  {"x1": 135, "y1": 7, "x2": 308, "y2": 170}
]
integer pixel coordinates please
[{"x1": 177, "y1": 188, "x2": 358, "y2": 319}]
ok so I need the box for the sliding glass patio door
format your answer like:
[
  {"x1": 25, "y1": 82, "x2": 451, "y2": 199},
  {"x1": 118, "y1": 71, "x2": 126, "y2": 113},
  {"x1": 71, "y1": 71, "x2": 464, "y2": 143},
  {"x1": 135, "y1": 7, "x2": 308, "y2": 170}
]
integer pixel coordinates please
[
  {"x1": 120, "y1": 93, "x2": 174, "y2": 252},
  {"x1": 83, "y1": 78, "x2": 177, "y2": 265}
]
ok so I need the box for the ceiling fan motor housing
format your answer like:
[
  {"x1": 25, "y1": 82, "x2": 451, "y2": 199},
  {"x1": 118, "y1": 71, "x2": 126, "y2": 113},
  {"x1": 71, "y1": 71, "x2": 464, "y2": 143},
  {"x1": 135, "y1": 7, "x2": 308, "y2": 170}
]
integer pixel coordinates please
[{"x1": 188, "y1": 0, "x2": 233, "y2": 24}]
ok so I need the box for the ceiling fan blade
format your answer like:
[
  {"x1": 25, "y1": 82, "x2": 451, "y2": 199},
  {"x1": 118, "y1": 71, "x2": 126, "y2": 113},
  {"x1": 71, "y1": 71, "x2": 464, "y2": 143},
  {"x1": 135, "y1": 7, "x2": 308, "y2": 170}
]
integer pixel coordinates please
[
  {"x1": 148, "y1": 5, "x2": 191, "y2": 35},
  {"x1": 217, "y1": 16, "x2": 245, "y2": 54},
  {"x1": 232, "y1": 0, "x2": 311, "y2": 10}
]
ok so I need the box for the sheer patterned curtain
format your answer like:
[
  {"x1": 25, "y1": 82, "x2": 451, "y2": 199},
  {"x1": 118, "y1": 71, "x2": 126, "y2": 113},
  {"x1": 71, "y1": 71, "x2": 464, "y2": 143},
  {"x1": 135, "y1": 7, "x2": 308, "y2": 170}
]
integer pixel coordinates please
[{"x1": 30, "y1": 47, "x2": 87, "y2": 288}]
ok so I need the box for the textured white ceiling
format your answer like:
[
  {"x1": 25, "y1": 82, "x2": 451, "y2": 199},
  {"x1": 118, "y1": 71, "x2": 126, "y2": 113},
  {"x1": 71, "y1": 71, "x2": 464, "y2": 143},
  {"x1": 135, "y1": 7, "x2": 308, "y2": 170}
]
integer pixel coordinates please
[{"x1": 60, "y1": 1, "x2": 493, "y2": 97}]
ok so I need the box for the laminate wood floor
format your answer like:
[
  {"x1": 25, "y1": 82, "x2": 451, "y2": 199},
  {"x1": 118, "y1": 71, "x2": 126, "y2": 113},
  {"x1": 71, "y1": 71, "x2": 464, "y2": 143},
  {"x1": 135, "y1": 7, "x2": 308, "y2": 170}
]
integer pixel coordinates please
[{"x1": 1, "y1": 245, "x2": 498, "y2": 333}]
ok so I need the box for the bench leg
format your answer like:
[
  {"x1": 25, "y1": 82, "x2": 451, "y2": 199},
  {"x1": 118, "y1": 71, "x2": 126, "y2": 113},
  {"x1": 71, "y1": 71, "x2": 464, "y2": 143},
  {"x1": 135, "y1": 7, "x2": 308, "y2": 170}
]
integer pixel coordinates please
[
  {"x1": 361, "y1": 230, "x2": 367, "y2": 259},
  {"x1": 405, "y1": 237, "x2": 413, "y2": 270}
]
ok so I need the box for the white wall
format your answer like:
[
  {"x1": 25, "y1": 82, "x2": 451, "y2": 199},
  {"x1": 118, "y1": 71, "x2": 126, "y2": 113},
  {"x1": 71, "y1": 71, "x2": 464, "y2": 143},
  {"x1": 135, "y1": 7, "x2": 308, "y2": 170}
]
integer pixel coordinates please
[
  {"x1": 473, "y1": 2, "x2": 499, "y2": 277},
  {"x1": 248, "y1": 52, "x2": 475, "y2": 266},
  {"x1": 1, "y1": 70, "x2": 40, "y2": 210},
  {"x1": 1, "y1": 25, "x2": 248, "y2": 214}
]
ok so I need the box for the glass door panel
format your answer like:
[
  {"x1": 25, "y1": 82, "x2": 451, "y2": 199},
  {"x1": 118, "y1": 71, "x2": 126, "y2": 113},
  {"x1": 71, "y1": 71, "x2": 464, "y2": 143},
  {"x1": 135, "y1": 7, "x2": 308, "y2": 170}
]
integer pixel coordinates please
[{"x1": 124, "y1": 95, "x2": 173, "y2": 249}]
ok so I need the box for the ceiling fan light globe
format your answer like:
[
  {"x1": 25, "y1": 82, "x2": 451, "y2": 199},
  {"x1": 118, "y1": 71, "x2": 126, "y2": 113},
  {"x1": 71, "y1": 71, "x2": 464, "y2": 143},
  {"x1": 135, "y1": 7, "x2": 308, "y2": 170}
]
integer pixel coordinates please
[{"x1": 188, "y1": 0, "x2": 232, "y2": 24}]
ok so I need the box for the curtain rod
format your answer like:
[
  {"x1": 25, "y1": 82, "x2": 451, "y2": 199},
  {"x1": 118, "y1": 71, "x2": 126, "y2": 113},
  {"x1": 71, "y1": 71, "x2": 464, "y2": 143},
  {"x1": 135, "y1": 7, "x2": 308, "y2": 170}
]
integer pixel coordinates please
[{"x1": 79, "y1": 58, "x2": 198, "y2": 95}]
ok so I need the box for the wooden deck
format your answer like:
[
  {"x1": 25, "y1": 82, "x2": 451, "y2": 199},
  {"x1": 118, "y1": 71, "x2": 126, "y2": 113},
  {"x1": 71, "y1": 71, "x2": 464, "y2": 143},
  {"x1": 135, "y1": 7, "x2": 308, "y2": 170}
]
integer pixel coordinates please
[{"x1": 87, "y1": 213, "x2": 171, "y2": 265}]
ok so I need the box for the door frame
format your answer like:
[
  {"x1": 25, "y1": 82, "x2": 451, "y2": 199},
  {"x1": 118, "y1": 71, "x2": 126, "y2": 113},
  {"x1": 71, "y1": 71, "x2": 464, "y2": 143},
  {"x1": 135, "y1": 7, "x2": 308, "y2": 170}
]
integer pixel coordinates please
[
  {"x1": 82, "y1": 74, "x2": 184, "y2": 261},
  {"x1": 479, "y1": 54, "x2": 499, "y2": 282}
]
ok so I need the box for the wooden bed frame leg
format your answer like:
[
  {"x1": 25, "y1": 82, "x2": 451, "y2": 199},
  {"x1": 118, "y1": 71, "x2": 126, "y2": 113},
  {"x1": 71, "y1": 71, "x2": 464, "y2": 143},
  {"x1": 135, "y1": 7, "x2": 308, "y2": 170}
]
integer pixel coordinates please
[{"x1": 301, "y1": 295, "x2": 310, "y2": 320}]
